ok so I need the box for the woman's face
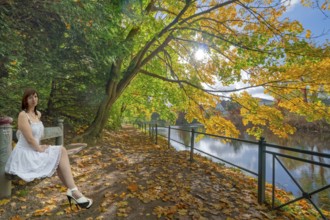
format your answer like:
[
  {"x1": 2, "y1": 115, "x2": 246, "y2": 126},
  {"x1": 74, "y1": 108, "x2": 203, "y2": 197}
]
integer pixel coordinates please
[{"x1": 27, "y1": 93, "x2": 38, "y2": 108}]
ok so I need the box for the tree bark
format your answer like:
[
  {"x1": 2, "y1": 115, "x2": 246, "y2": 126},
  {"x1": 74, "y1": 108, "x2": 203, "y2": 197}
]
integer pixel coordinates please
[
  {"x1": 79, "y1": 58, "x2": 144, "y2": 142},
  {"x1": 80, "y1": 47, "x2": 177, "y2": 142},
  {"x1": 79, "y1": 71, "x2": 119, "y2": 141},
  {"x1": 46, "y1": 80, "x2": 56, "y2": 116}
]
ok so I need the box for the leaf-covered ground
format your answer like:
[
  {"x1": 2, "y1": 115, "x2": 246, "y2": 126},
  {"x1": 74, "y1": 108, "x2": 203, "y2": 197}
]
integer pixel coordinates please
[{"x1": 0, "y1": 126, "x2": 327, "y2": 220}]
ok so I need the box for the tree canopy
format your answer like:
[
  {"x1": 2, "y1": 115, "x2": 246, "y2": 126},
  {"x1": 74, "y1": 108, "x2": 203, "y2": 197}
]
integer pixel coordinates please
[{"x1": 0, "y1": 0, "x2": 329, "y2": 140}]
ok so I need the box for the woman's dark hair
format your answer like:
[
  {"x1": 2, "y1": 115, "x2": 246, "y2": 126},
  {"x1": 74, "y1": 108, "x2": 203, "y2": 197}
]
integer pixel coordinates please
[{"x1": 21, "y1": 88, "x2": 38, "y2": 115}]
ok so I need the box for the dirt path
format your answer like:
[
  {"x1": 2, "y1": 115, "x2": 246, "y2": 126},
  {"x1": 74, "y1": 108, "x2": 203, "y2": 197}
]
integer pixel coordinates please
[{"x1": 0, "y1": 126, "x2": 323, "y2": 219}]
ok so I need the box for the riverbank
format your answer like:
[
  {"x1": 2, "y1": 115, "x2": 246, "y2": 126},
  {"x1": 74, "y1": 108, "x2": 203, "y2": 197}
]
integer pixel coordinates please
[{"x1": 0, "y1": 126, "x2": 327, "y2": 219}]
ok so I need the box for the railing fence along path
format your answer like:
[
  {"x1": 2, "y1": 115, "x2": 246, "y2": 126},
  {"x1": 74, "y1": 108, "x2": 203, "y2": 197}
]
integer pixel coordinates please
[{"x1": 134, "y1": 122, "x2": 330, "y2": 220}]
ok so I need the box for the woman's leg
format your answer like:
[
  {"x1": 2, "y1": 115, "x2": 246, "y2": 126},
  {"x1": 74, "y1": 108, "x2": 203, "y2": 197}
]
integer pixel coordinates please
[
  {"x1": 57, "y1": 146, "x2": 75, "y2": 188},
  {"x1": 57, "y1": 168, "x2": 67, "y2": 187},
  {"x1": 57, "y1": 146, "x2": 93, "y2": 208},
  {"x1": 57, "y1": 146, "x2": 83, "y2": 198}
]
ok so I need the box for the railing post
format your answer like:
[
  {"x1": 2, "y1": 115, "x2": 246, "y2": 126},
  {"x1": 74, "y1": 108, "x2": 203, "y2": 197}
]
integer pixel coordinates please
[
  {"x1": 190, "y1": 128, "x2": 195, "y2": 162},
  {"x1": 55, "y1": 118, "x2": 64, "y2": 146},
  {"x1": 152, "y1": 123, "x2": 154, "y2": 138},
  {"x1": 149, "y1": 123, "x2": 152, "y2": 137},
  {"x1": 258, "y1": 137, "x2": 266, "y2": 204},
  {"x1": 152, "y1": 124, "x2": 154, "y2": 138},
  {"x1": 155, "y1": 124, "x2": 158, "y2": 144},
  {"x1": 0, "y1": 117, "x2": 13, "y2": 198},
  {"x1": 168, "y1": 126, "x2": 171, "y2": 148}
]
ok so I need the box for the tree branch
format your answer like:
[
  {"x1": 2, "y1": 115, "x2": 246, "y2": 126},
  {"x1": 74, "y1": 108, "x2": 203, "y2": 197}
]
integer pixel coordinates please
[
  {"x1": 173, "y1": 28, "x2": 274, "y2": 54},
  {"x1": 179, "y1": 0, "x2": 239, "y2": 25},
  {"x1": 139, "y1": 68, "x2": 290, "y2": 94}
]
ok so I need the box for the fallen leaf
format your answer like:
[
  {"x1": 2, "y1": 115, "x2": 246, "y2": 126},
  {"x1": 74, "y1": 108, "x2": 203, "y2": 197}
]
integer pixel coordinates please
[
  {"x1": 178, "y1": 208, "x2": 188, "y2": 216},
  {"x1": 17, "y1": 197, "x2": 26, "y2": 202},
  {"x1": 0, "y1": 199, "x2": 10, "y2": 206},
  {"x1": 10, "y1": 215, "x2": 22, "y2": 220},
  {"x1": 36, "y1": 193, "x2": 46, "y2": 199},
  {"x1": 127, "y1": 183, "x2": 138, "y2": 192},
  {"x1": 56, "y1": 211, "x2": 64, "y2": 216}
]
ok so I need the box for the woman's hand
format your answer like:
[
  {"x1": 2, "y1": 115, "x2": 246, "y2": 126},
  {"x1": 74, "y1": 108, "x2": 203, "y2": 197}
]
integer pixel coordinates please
[{"x1": 37, "y1": 145, "x2": 50, "y2": 152}]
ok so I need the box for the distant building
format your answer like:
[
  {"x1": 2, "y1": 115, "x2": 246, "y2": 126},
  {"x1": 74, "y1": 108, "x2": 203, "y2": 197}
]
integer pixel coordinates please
[
  {"x1": 258, "y1": 98, "x2": 274, "y2": 106},
  {"x1": 321, "y1": 98, "x2": 330, "y2": 106},
  {"x1": 215, "y1": 102, "x2": 229, "y2": 116}
]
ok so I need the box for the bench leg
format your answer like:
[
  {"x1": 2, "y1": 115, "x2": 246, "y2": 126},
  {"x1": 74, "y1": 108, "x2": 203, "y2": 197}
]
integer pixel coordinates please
[
  {"x1": 0, "y1": 124, "x2": 12, "y2": 198},
  {"x1": 0, "y1": 173, "x2": 11, "y2": 198}
]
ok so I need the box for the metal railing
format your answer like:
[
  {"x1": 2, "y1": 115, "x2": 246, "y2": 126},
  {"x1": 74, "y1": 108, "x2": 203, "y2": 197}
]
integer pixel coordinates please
[{"x1": 134, "y1": 122, "x2": 330, "y2": 220}]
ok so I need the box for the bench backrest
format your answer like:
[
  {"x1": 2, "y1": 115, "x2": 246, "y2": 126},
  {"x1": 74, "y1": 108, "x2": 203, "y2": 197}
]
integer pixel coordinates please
[
  {"x1": 12, "y1": 119, "x2": 64, "y2": 145},
  {"x1": 42, "y1": 127, "x2": 63, "y2": 140}
]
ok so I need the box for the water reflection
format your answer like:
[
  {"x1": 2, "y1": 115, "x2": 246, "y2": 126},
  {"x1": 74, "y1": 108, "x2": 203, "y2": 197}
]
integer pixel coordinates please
[{"x1": 158, "y1": 127, "x2": 330, "y2": 211}]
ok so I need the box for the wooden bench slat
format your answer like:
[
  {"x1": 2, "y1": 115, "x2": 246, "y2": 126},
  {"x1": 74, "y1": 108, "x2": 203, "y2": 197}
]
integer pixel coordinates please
[{"x1": 42, "y1": 127, "x2": 62, "y2": 140}]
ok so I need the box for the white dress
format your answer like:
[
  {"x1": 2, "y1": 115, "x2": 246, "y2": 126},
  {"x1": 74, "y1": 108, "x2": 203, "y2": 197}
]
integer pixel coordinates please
[{"x1": 5, "y1": 117, "x2": 62, "y2": 182}]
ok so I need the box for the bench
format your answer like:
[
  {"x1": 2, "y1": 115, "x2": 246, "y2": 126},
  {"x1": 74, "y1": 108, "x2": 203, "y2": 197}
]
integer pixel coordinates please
[
  {"x1": 11, "y1": 120, "x2": 64, "y2": 145},
  {"x1": 0, "y1": 117, "x2": 64, "y2": 198}
]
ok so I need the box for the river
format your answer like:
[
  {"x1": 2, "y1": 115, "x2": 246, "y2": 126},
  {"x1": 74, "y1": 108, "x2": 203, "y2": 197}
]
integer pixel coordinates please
[{"x1": 157, "y1": 126, "x2": 330, "y2": 212}]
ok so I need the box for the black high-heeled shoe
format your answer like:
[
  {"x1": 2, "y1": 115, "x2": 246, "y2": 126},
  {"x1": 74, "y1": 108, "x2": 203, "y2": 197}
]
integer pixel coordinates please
[{"x1": 66, "y1": 187, "x2": 93, "y2": 210}]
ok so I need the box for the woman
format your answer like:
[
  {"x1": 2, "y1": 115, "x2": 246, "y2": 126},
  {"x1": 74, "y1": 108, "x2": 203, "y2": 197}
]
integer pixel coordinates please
[{"x1": 5, "y1": 88, "x2": 92, "y2": 209}]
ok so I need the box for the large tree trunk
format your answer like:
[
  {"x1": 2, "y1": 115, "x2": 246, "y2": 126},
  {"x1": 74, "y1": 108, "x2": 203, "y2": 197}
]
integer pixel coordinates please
[
  {"x1": 46, "y1": 80, "x2": 56, "y2": 116},
  {"x1": 79, "y1": 60, "x2": 134, "y2": 142},
  {"x1": 82, "y1": 93, "x2": 115, "y2": 140},
  {"x1": 79, "y1": 68, "x2": 120, "y2": 142},
  {"x1": 80, "y1": 37, "x2": 175, "y2": 142},
  {"x1": 78, "y1": 0, "x2": 181, "y2": 142}
]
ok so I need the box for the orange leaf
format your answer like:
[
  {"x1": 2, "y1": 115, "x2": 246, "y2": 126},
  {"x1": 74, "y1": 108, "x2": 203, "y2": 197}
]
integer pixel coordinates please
[
  {"x1": 10, "y1": 215, "x2": 22, "y2": 220},
  {"x1": 127, "y1": 183, "x2": 138, "y2": 192}
]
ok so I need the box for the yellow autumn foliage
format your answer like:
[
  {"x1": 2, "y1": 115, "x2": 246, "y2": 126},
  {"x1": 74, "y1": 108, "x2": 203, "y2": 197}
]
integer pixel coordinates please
[
  {"x1": 233, "y1": 92, "x2": 296, "y2": 138},
  {"x1": 116, "y1": 0, "x2": 329, "y2": 141}
]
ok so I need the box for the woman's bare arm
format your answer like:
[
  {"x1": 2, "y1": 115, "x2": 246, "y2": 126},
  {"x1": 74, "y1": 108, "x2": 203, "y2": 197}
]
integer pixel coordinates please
[{"x1": 18, "y1": 111, "x2": 43, "y2": 152}]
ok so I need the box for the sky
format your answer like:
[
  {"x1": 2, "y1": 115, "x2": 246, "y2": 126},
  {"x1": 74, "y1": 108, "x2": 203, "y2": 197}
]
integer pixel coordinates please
[
  {"x1": 203, "y1": 3, "x2": 330, "y2": 100},
  {"x1": 285, "y1": 3, "x2": 330, "y2": 45}
]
